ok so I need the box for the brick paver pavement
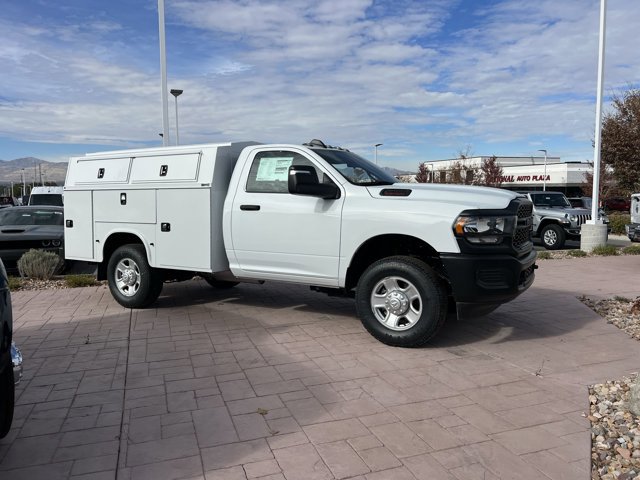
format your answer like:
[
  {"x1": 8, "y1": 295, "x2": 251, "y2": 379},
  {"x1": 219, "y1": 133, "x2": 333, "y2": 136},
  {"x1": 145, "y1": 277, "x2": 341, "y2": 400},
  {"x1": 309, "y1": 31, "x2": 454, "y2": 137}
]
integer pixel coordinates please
[{"x1": 1, "y1": 255, "x2": 639, "y2": 479}]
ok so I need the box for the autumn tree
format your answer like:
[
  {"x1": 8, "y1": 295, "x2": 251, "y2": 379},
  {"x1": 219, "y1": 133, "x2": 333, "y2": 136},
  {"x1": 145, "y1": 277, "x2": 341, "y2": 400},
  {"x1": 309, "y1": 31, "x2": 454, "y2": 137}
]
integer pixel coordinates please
[
  {"x1": 415, "y1": 163, "x2": 431, "y2": 183},
  {"x1": 601, "y1": 89, "x2": 640, "y2": 195},
  {"x1": 477, "y1": 156, "x2": 504, "y2": 187}
]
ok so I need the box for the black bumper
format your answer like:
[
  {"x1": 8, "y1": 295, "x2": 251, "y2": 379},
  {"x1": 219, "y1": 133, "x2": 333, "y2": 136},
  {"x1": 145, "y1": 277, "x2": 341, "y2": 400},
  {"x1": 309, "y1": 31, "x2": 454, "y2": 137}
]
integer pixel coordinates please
[{"x1": 441, "y1": 249, "x2": 537, "y2": 318}]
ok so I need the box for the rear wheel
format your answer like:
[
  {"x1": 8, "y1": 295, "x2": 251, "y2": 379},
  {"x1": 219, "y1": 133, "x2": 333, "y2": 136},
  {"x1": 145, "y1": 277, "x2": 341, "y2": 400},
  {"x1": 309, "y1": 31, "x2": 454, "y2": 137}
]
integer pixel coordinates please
[
  {"x1": 0, "y1": 359, "x2": 15, "y2": 439},
  {"x1": 107, "y1": 244, "x2": 163, "y2": 308},
  {"x1": 541, "y1": 224, "x2": 565, "y2": 250},
  {"x1": 355, "y1": 256, "x2": 447, "y2": 347}
]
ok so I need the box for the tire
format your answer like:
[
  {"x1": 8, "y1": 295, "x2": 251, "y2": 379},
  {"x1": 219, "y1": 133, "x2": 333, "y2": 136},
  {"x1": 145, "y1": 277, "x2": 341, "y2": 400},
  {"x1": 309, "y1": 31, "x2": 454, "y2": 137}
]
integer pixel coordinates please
[
  {"x1": 201, "y1": 274, "x2": 239, "y2": 289},
  {"x1": 355, "y1": 256, "x2": 447, "y2": 347},
  {"x1": 541, "y1": 224, "x2": 565, "y2": 250},
  {"x1": 107, "y1": 244, "x2": 163, "y2": 308},
  {"x1": 0, "y1": 359, "x2": 15, "y2": 439}
]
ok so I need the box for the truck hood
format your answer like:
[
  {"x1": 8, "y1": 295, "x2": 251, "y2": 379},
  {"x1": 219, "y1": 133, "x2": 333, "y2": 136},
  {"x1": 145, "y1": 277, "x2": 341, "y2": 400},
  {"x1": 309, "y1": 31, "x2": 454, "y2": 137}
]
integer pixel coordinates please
[
  {"x1": 0, "y1": 225, "x2": 64, "y2": 240},
  {"x1": 366, "y1": 183, "x2": 520, "y2": 210},
  {"x1": 533, "y1": 206, "x2": 589, "y2": 217}
]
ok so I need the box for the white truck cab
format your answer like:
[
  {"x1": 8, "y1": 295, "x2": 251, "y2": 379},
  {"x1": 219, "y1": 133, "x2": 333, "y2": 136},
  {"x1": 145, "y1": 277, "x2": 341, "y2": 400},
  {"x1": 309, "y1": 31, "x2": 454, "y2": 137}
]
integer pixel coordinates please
[
  {"x1": 29, "y1": 186, "x2": 64, "y2": 206},
  {"x1": 64, "y1": 140, "x2": 537, "y2": 347}
]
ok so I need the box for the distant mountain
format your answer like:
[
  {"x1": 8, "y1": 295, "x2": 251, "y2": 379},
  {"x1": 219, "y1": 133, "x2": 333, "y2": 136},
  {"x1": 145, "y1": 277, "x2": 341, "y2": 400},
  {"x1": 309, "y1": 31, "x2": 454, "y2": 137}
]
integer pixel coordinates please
[{"x1": 0, "y1": 158, "x2": 68, "y2": 184}]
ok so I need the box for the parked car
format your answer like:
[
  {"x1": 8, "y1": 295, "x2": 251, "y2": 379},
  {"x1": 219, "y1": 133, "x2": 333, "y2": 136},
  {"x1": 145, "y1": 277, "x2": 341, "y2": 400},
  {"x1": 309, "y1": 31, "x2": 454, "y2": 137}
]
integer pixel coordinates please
[
  {"x1": 568, "y1": 196, "x2": 592, "y2": 209},
  {"x1": 0, "y1": 197, "x2": 15, "y2": 209},
  {"x1": 603, "y1": 196, "x2": 631, "y2": 212},
  {"x1": 626, "y1": 193, "x2": 640, "y2": 242},
  {"x1": 28, "y1": 186, "x2": 64, "y2": 206},
  {"x1": 523, "y1": 191, "x2": 609, "y2": 250},
  {"x1": 0, "y1": 206, "x2": 64, "y2": 268},
  {"x1": 1, "y1": 258, "x2": 23, "y2": 438}
]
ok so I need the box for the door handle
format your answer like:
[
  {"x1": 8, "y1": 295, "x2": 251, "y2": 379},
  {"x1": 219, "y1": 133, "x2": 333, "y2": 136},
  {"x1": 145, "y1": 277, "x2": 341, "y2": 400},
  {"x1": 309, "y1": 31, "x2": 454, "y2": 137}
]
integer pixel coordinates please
[{"x1": 240, "y1": 205, "x2": 261, "y2": 211}]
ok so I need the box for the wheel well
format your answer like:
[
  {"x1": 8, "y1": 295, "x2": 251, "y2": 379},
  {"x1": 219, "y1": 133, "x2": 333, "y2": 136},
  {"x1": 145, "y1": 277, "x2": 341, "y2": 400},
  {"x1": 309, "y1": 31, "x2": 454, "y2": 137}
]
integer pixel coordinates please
[
  {"x1": 97, "y1": 233, "x2": 145, "y2": 280},
  {"x1": 345, "y1": 234, "x2": 445, "y2": 291},
  {"x1": 537, "y1": 218, "x2": 561, "y2": 234}
]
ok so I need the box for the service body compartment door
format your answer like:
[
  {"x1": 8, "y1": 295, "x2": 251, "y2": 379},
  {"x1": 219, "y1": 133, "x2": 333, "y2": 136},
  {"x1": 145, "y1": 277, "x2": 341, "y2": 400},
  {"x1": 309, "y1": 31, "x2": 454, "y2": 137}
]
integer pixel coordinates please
[
  {"x1": 94, "y1": 190, "x2": 156, "y2": 224},
  {"x1": 64, "y1": 190, "x2": 94, "y2": 260},
  {"x1": 155, "y1": 188, "x2": 211, "y2": 270}
]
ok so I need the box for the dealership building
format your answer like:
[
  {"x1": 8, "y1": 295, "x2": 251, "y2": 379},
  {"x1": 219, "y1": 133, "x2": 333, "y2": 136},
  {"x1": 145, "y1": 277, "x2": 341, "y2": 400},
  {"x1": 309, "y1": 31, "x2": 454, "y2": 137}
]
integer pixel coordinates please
[{"x1": 414, "y1": 156, "x2": 592, "y2": 196}]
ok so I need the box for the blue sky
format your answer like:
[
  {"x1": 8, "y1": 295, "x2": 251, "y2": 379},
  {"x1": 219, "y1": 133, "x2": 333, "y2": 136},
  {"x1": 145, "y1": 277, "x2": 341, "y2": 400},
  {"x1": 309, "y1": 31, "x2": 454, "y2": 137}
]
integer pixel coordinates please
[{"x1": 1, "y1": 0, "x2": 639, "y2": 170}]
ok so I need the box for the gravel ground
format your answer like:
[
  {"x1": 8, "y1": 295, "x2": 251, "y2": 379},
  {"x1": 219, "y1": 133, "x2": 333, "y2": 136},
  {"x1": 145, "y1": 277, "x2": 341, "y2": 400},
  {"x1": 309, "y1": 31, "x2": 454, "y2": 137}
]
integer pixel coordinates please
[{"x1": 581, "y1": 296, "x2": 640, "y2": 479}]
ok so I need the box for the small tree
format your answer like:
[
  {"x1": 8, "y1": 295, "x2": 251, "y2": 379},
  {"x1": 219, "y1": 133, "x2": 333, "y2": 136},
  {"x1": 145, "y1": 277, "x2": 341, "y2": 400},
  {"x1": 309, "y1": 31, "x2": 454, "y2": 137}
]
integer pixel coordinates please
[
  {"x1": 478, "y1": 156, "x2": 504, "y2": 187},
  {"x1": 416, "y1": 163, "x2": 430, "y2": 183},
  {"x1": 601, "y1": 89, "x2": 640, "y2": 195}
]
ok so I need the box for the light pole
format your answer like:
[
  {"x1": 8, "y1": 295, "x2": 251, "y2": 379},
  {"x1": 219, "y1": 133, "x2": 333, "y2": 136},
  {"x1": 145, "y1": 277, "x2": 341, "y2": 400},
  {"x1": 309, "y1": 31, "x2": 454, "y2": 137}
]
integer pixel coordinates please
[
  {"x1": 374, "y1": 143, "x2": 383, "y2": 165},
  {"x1": 170, "y1": 89, "x2": 183, "y2": 145},
  {"x1": 538, "y1": 149, "x2": 548, "y2": 191},
  {"x1": 21, "y1": 169, "x2": 26, "y2": 198},
  {"x1": 158, "y1": 0, "x2": 170, "y2": 146}
]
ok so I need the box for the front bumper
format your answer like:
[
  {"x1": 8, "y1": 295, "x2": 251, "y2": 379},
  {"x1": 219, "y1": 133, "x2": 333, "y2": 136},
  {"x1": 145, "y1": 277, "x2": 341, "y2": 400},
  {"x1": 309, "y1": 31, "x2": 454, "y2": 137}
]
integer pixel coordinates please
[
  {"x1": 441, "y1": 249, "x2": 537, "y2": 318},
  {"x1": 11, "y1": 342, "x2": 22, "y2": 384}
]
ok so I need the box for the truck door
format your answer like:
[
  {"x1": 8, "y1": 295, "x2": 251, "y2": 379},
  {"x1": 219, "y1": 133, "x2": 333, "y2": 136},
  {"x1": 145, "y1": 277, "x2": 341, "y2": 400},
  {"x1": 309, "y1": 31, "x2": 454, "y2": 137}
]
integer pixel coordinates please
[{"x1": 229, "y1": 149, "x2": 344, "y2": 286}]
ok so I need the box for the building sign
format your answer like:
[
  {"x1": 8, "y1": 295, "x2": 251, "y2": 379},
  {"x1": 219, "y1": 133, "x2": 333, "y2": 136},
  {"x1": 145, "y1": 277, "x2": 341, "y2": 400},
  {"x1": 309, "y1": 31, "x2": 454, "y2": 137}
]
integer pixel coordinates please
[{"x1": 499, "y1": 174, "x2": 551, "y2": 183}]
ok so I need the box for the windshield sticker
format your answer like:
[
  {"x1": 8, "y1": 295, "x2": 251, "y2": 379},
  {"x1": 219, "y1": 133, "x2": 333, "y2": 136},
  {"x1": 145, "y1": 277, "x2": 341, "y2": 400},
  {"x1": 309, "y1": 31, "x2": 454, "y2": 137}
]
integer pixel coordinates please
[{"x1": 256, "y1": 157, "x2": 293, "y2": 182}]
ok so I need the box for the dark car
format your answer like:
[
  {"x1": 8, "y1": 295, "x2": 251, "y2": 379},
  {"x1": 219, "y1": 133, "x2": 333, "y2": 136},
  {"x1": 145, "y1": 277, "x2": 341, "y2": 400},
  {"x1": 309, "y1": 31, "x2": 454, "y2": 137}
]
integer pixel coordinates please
[
  {"x1": 1, "y1": 258, "x2": 22, "y2": 438},
  {"x1": 568, "y1": 196, "x2": 592, "y2": 209},
  {"x1": 0, "y1": 206, "x2": 64, "y2": 269},
  {"x1": 603, "y1": 196, "x2": 631, "y2": 212},
  {"x1": 0, "y1": 197, "x2": 15, "y2": 209}
]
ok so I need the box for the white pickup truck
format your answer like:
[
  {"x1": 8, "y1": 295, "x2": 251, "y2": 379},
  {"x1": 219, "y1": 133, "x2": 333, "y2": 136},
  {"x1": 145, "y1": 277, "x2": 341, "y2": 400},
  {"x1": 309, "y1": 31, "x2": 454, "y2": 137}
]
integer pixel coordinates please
[{"x1": 64, "y1": 140, "x2": 537, "y2": 347}]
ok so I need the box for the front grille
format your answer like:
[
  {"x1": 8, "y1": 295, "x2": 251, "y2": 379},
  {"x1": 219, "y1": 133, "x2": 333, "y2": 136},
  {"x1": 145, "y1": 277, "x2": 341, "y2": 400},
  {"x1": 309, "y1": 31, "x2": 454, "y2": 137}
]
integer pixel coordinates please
[
  {"x1": 575, "y1": 214, "x2": 590, "y2": 226},
  {"x1": 512, "y1": 200, "x2": 533, "y2": 250}
]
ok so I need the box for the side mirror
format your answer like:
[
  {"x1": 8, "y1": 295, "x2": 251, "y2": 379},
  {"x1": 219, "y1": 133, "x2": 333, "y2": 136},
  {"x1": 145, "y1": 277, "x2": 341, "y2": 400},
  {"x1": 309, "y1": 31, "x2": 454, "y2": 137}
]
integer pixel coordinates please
[{"x1": 288, "y1": 165, "x2": 340, "y2": 200}]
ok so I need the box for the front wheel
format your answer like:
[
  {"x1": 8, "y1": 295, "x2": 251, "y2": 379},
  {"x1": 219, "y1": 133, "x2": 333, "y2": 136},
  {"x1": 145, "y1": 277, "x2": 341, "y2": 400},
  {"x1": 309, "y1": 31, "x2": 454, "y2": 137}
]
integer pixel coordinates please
[
  {"x1": 107, "y1": 244, "x2": 163, "y2": 308},
  {"x1": 355, "y1": 256, "x2": 447, "y2": 347},
  {"x1": 541, "y1": 224, "x2": 566, "y2": 250},
  {"x1": 0, "y1": 359, "x2": 15, "y2": 439}
]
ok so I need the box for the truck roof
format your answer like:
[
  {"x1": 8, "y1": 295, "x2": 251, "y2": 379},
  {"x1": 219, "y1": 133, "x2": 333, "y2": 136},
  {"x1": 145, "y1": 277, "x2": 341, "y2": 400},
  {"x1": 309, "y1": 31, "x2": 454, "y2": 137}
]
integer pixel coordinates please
[{"x1": 79, "y1": 142, "x2": 259, "y2": 158}]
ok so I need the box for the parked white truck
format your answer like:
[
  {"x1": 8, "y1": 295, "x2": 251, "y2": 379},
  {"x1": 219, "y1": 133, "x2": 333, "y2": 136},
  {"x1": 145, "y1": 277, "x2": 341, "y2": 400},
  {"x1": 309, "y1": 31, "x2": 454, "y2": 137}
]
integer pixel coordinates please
[{"x1": 64, "y1": 140, "x2": 537, "y2": 347}]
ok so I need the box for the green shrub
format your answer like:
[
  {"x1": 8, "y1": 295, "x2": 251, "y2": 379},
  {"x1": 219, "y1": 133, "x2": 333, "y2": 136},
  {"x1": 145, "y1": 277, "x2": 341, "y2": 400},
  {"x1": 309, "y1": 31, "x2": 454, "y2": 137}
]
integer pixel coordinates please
[
  {"x1": 537, "y1": 251, "x2": 551, "y2": 259},
  {"x1": 17, "y1": 249, "x2": 62, "y2": 279},
  {"x1": 568, "y1": 249, "x2": 588, "y2": 257},
  {"x1": 608, "y1": 213, "x2": 631, "y2": 235},
  {"x1": 591, "y1": 245, "x2": 619, "y2": 256},
  {"x1": 8, "y1": 276, "x2": 22, "y2": 290},
  {"x1": 65, "y1": 274, "x2": 99, "y2": 288},
  {"x1": 622, "y1": 245, "x2": 640, "y2": 255}
]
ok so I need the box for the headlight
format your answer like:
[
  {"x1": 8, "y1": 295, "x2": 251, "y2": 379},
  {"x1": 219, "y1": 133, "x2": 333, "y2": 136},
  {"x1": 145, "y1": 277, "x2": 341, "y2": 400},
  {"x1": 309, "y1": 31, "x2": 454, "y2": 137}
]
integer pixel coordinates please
[
  {"x1": 52, "y1": 239, "x2": 61, "y2": 247},
  {"x1": 569, "y1": 215, "x2": 577, "y2": 222},
  {"x1": 453, "y1": 215, "x2": 516, "y2": 244},
  {"x1": 41, "y1": 240, "x2": 51, "y2": 247}
]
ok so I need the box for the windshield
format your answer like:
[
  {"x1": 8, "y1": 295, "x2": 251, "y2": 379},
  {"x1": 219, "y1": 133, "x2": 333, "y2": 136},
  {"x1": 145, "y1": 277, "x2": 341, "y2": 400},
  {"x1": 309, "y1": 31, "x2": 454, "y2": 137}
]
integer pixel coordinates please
[
  {"x1": 312, "y1": 149, "x2": 396, "y2": 186},
  {"x1": 530, "y1": 193, "x2": 571, "y2": 208},
  {"x1": 29, "y1": 194, "x2": 63, "y2": 206},
  {"x1": 0, "y1": 208, "x2": 64, "y2": 226}
]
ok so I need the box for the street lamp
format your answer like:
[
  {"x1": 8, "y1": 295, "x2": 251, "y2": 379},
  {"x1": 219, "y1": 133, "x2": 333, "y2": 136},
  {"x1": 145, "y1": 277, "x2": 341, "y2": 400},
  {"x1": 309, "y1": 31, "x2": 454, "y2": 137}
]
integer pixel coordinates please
[
  {"x1": 374, "y1": 143, "x2": 383, "y2": 165},
  {"x1": 170, "y1": 89, "x2": 183, "y2": 145},
  {"x1": 538, "y1": 149, "x2": 548, "y2": 191}
]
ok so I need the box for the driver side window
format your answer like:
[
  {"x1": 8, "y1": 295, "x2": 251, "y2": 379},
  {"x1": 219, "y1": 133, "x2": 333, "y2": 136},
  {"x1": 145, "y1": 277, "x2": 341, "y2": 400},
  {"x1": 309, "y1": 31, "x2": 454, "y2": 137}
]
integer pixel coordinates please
[{"x1": 246, "y1": 151, "x2": 322, "y2": 193}]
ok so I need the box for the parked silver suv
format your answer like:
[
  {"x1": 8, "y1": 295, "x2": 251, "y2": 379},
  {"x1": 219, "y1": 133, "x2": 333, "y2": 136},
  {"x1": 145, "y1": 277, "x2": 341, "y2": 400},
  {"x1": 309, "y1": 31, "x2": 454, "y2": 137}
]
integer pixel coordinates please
[{"x1": 524, "y1": 191, "x2": 608, "y2": 250}]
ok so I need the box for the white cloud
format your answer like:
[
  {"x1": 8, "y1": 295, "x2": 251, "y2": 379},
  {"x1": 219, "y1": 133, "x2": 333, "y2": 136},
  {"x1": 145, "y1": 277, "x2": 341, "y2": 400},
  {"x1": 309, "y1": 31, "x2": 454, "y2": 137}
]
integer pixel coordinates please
[{"x1": 0, "y1": 0, "x2": 639, "y2": 169}]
